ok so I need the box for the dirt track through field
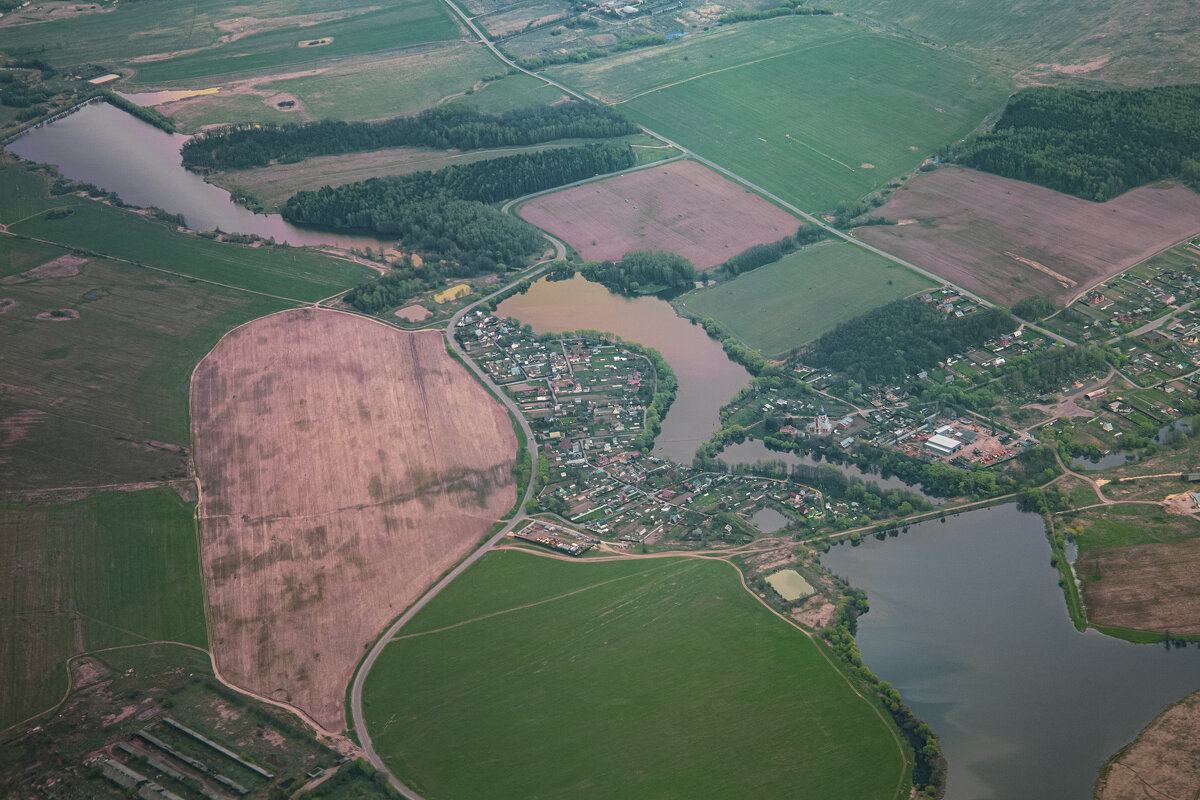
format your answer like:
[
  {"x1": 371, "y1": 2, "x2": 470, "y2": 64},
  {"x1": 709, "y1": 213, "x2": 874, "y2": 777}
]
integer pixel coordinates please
[{"x1": 191, "y1": 309, "x2": 516, "y2": 729}]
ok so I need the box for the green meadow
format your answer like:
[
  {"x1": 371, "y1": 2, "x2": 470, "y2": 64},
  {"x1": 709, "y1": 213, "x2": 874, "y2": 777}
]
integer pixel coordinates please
[
  {"x1": 364, "y1": 550, "x2": 907, "y2": 799},
  {"x1": 0, "y1": 488, "x2": 206, "y2": 730},
  {"x1": 681, "y1": 241, "x2": 934, "y2": 356}
]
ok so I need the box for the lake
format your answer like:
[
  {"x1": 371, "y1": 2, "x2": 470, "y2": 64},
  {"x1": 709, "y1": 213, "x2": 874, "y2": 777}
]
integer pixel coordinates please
[
  {"x1": 497, "y1": 274, "x2": 752, "y2": 464},
  {"x1": 822, "y1": 503, "x2": 1200, "y2": 800},
  {"x1": 6, "y1": 101, "x2": 385, "y2": 250}
]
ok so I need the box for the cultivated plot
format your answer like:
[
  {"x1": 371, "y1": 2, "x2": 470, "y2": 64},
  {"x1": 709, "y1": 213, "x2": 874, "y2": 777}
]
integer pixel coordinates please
[
  {"x1": 365, "y1": 550, "x2": 907, "y2": 799},
  {"x1": 1096, "y1": 688, "x2": 1200, "y2": 800},
  {"x1": 191, "y1": 309, "x2": 517, "y2": 730},
  {"x1": 855, "y1": 167, "x2": 1200, "y2": 307},
  {"x1": 0, "y1": 488, "x2": 206, "y2": 731},
  {"x1": 518, "y1": 160, "x2": 800, "y2": 269},
  {"x1": 548, "y1": 17, "x2": 1008, "y2": 211},
  {"x1": 680, "y1": 241, "x2": 934, "y2": 355}
]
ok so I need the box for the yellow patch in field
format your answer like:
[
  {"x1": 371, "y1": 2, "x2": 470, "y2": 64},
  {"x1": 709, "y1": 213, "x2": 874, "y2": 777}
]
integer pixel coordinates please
[{"x1": 434, "y1": 283, "x2": 470, "y2": 304}]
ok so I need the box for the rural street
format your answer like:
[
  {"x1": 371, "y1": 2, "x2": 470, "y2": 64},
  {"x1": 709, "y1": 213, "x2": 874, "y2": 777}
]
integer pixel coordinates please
[{"x1": 348, "y1": 266, "x2": 552, "y2": 800}]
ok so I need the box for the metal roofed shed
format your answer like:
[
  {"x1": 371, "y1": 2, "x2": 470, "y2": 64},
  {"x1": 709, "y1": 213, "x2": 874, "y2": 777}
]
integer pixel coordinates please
[{"x1": 925, "y1": 433, "x2": 964, "y2": 456}]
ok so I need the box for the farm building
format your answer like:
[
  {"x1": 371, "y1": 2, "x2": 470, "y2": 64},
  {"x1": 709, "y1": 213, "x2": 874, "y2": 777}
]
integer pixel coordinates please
[{"x1": 925, "y1": 433, "x2": 964, "y2": 456}]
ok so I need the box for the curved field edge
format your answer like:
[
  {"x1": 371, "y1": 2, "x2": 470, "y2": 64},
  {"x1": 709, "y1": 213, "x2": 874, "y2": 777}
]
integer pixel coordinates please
[
  {"x1": 363, "y1": 549, "x2": 909, "y2": 799},
  {"x1": 1095, "y1": 688, "x2": 1200, "y2": 799}
]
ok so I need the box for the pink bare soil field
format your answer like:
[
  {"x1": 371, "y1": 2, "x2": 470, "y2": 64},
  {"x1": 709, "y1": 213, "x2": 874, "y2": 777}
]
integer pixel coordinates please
[
  {"x1": 191, "y1": 309, "x2": 516, "y2": 730},
  {"x1": 518, "y1": 159, "x2": 801, "y2": 269},
  {"x1": 855, "y1": 167, "x2": 1200, "y2": 306}
]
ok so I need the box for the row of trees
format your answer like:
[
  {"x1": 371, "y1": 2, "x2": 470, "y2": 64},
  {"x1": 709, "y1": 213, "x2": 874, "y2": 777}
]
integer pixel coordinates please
[
  {"x1": 719, "y1": 2, "x2": 832, "y2": 25},
  {"x1": 802, "y1": 298, "x2": 1017, "y2": 384},
  {"x1": 512, "y1": 33, "x2": 672, "y2": 70},
  {"x1": 577, "y1": 250, "x2": 697, "y2": 295},
  {"x1": 181, "y1": 102, "x2": 638, "y2": 170},
  {"x1": 282, "y1": 143, "x2": 636, "y2": 269},
  {"x1": 954, "y1": 85, "x2": 1200, "y2": 201},
  {"x1": 715, "y1": 224, "x2": 826, "y2": 278}
]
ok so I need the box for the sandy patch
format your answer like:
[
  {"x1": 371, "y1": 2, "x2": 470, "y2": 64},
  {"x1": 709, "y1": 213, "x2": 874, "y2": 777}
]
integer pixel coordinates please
[
  {"x1": 35, "y1": 308, "x2": 80, "y2": 321},
  {"x1": 856, "y1": 167, "x2": 1200, "y2": 306},
  {"x1": 1162, "y1": 492, "x2": 1197, "y2": 517},
  {"x1": 860, "y1": 163, "x2": 875, "y2": 169},
  {"x1": 191, "y1": 309, "x2": 516, "y2": 729},
  {"x1": 791, "y1": 597, "x2": 837, "y2": 630},
  {"x1": 22, "y1": 254, "x2": 86, "y2": 281},
  {"x1": 394, "y1": 304, "x2": 431, "y2": 322},
  {"x1": 518, "y1": 160, "x2": 802, "y2": 270},
  {"x1": 0, "y1": 299, "x2": 14, "y2": 313}
]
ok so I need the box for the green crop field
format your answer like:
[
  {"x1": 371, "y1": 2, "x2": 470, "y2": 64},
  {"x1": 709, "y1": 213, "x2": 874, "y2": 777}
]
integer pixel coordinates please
[
  {"x1": 0, "y1": 235, "x2": 290, "y2": 488},
  {"x1": 364, "y1": 550, "x2": 907, "y2": 800},
  {"x1": 0, "y1": 488, "x2": 206, "y2": 730},
  {"x1": 1067, "y1": 504, "x2": 1200, "y2": 552},
  {"x1": 680, "y1": 241, "x2": 934, "y2": 356},
  {"x1": 129, "y1": 0, "x2": 460, "y2": 85},
  {"x1": 548, "y1": 17, "x2": 1008, "y2": 211}
]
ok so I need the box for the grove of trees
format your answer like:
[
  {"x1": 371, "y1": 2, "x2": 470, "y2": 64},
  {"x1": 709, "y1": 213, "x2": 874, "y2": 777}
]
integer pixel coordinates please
[{"x1": 577, "y1": 250, "x2": 697, "y2": 295}]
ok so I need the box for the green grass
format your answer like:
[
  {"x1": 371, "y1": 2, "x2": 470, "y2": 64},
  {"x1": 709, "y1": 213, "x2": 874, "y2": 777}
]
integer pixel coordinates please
[
  {"x1": 0, "y1": 488, "x2": 206, "y2": 730},
  {"x1": 1067, "y1": 504, "x2": 1200, "y2": 552},
  {"x1": 130, "y1": 0, "x2": 459, "y2": 85},
  {"x1": 7, "y1": 198, "x2": 369, "y2": 301},
  {"x1": 549, "y1": 17, "x2": 1008, "y2": 211},
  {"x1": 0, "y1": 235, "x2": 291, "y2": 487},
  {"x1": 364, "y1": 550, "x2": 906, "y2": 800},
  {"x1": 679, "y1": 241, "x2": 934, "y2": 355}
]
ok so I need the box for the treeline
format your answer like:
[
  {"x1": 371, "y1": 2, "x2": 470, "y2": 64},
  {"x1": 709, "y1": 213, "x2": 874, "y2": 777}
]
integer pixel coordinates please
[
  {"x1": 1011, "y1": 294, "x2": 1056, "y2": 321},
  {"x1": 578, "y1": 250, "x2": 696, "y2": 295},
  {"x1": 716, "y1": 224, "x2": 826, "y2": 278},
  {"x1": 802, "y1": 299, "x2": 1016, "y2": 384},
  {"x1": 513, "y1": 33, "x2": 671, "y2": 69},
  {"x1": 954, "y1": 85, "x2": 1200, "y2": 201},
  {"x1": 343, "y1": 261, "x2": 445, "y2": 314},
  {"x1": 282, "y1": 143, "x2": 634, "y2": 270},
  {"x1": 99, "y1": 91, "x2": 176, "y2": 133},
  {"x1": 719, "y1": 1, "x2": 832, "y2": 24},
  {"x1": 181, "y1": 102, "x2": 638, "y2": 170}
]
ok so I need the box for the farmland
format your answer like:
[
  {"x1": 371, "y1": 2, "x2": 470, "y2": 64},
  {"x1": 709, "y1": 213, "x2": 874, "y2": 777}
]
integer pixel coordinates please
[
  {"x1": 517, "y1": 159, "x2": 800, "y2": 269},
  {"x1": 548, "y1": 17, "x2": 1008, "y2": 211},
  {"x1": 210, "y1": 133, "x2": 665, "y2": 211},
  {"x1": 856, "y1": 167, "x2": 1200, "y2": 307},
  {"x1": 1095, "y1": 689, "x2": 1200, "y2": 800},
  {"x1": 364, "y1": 550, "x2": 907, "y2": 800},
  {"x1": 0, "y1": 488, "x2": 206, "y2": 732},
  {"x1": 2, "y1": 163, "x2": 371, "y2": 301},
  {"x1": 679, "y1": 241, "x2": 934, "y2": 355},
  {"x1": 191, "y1": 309, "x2": 517, "y2": 730},
  {"x1": 0, "y1": 234, "x2": 290, "y2": 489},
  {"x1": 160, "y1": 44, "x2": 560, "y2": 131},
  {"x1": 1067, "y1": 504, "x2": 1200, "y2": 636}
]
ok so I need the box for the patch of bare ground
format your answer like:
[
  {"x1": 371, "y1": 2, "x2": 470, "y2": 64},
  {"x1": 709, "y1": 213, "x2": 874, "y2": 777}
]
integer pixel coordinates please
[
  {"x1": 0, "y1": 299, "x2": 13, "y2": 313},
  {"x1": 1077, "y1": 537, "x2": 1200, "y2": 634},
  {"x1": 191, "y1": 309, "x2": 516, "y2": 730},
  {"x1": 791, "y1": 597, "x2": 837, "y2": 631},
  {"x1": 1096, "y1": 690, "x2": 1200, "y2": 800},
  {"x1": 34, "y1": 308, "x2": 79, "y2": 321},
  {"x1": 0, "y1": 254, "x2": 86, "y2": 283},
  {"x1": 518, "y1": 159, "x2": 802, "y2": 270},
  {"x1": 855, "y1": 167, "x2": 1200, "y2": 306},
  {"x1": 394, "y1": 304, "x2": 430, "y2": 322}
]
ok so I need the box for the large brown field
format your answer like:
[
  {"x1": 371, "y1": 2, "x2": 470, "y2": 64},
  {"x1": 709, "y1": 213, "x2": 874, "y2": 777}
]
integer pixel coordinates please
[
  {"x1": 1077, "y1": 538, "x2": 1200, "y2": 634},
  {"x1": 517, "y1": 159, "x2": 802, "y2": 270},
  {"x1": 191, "y1": 309, "x2": 516, "y2": 730},
  {"x1": 1095, "y1": 689, "x2": 1200, "y2": 800},
  {"x1": 855, "y1": 167, "x2": 1200, "y2": 306}
]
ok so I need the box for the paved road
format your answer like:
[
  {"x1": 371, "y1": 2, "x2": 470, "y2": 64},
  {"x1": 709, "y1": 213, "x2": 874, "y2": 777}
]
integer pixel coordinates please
[{"x1": 348, "y1": 267, "x2": 550, "y2": 800}]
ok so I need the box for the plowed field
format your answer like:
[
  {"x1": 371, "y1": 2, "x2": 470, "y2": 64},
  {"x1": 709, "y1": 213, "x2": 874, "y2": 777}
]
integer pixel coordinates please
[
  {"x1": 856, "y1": 167, "x2": 1200, "y2": 305},
  {"x1": 1078, "y1": 538, "x2": 1200, "y2": 634},
  {"x1": 517, "y1": 160, "x2": 801, "y2": 270},
  {"x1": 191, "y1": 309, "x2": 516, "y2": 730}
]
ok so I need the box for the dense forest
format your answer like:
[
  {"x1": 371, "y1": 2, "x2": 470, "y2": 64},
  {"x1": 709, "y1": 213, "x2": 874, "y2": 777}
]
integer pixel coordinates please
[
  {"x1": 954, "y1": 85, "x2": 1200, "y2": 201},
  {"x1": 577, "y1": 251, "x2": 697, "y2": 295},
  {"x1": 343, "y1": 262, "x2": 446, "y2": 314},
  {"x1": 997, "y1": 343, "x2": 1110, "y2": 396},
  {"x1": 801, "y1": 299, "x2": 1016, "y2": 383},
  {"x1": 180, "y1": 102, "x2": 638, "y2": 170},
  {"x1": 282, "y1": 143, "x2": 635, "y2": 270},
  {"x1": 1010, "y1": 294, "x2": 1056, "y2": 321}
]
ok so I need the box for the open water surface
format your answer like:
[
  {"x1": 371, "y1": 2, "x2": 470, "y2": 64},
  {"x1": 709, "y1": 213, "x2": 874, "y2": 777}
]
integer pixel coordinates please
[
  {"x1": 6, "y1": 101, "x2": 386, "y2": 249},
  {"x1": 822, "y1": 503, "x2": 1200, "y2": 800}
]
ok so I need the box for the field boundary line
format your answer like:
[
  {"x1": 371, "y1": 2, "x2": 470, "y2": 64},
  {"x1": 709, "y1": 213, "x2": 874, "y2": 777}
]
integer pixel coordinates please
[
  {"x1": 392, "y1": 558, "x2": 687, "y2": 641},
  {"x1": 613, "y1": 32, "x2": 865, "y2": 105}
]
